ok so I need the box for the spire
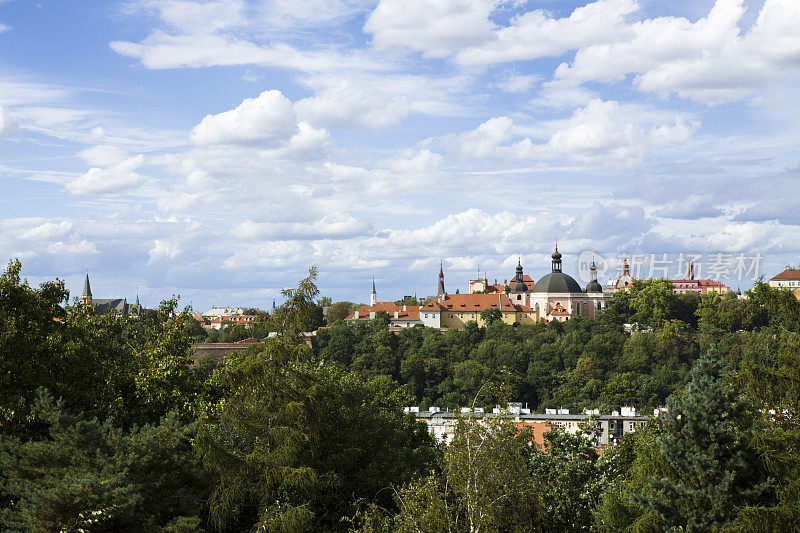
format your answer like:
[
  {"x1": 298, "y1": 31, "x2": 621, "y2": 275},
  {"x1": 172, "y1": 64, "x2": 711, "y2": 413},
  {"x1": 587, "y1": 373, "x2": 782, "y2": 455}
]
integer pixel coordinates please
[
  {"x1": 511, "y1": 257, "x2": 527, "y2": 293},
  {"x1": 82, "y1": 273, "x2": 92, "y2": 297},
  {"x1": 590, "y1": 260, "x2": 598, "y2": 282},
  {"x1": 81, "y1": 273, "x2": 92, "y2": 306},
  {"x1": 551, "y1": 244, "x2": 562, "y2": 273},
  {"x1": 687, "y1": 260, "x2": 695, "y2": 280},
  {"x1": 437, "y1": 263, "x2": 446, "y2": 296},
  {"x1": 370, "y1": 277, "x2": 377, "y2": 306},
  {"x1": 622, "y1": 258, "x2": 630, "y2": 276}
]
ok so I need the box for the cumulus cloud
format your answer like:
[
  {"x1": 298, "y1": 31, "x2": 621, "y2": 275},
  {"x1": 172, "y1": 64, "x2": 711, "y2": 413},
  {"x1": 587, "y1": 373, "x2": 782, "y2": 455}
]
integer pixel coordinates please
[
  {"x1": 530, "y1": 99, "x2": 699, "y2": 166},
  {"x1": 19, "y1": 220, "x2": 75, "y2": 241},
  {"x1": 190, "y1": 90, "x2": 297, "y2": 146},
  {"x1": 294, "y1": 82, "x2": 410, "y2": 130},
  {"x1": 443, "y1": 100, "x2": 699, "y2": 167},
  {"x1": 555, "y1": 0, "x2": 800, "y2": 104},
  {"x1": 0, "y1": 104, "x2": 19, "y2": 139},
  {"x1": 455, "y1": 0, "x2": 637, "y2": 65},
  {"x1": 364, "y1": 0, "x2": 497, "y2": 58},
  {"x1": 67, "y1": 155, "x2": 146, "y2": 195}
]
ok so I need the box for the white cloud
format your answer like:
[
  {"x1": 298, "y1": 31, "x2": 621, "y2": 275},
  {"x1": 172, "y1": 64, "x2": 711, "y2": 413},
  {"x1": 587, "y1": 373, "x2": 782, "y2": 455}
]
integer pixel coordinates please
[
  {"x1": 364, "y1": 0, "x2": 497, "y2": 58},
  {"x1": 190, "y1": 90, "x2": 298, "y2": 146},
  {"x1": 443, "y1": 100, "x2": 699, "y2": 167},
  {"x1": 236, "y1": 216, "x2": 373, "y2": 240},
  {"x1": 79, "y1": 126, "x2": 107, "y2": 143},
  {"x1": 19, "y1": 221, "x2": 75, "y2": 241},
  {"x1": 0, "y1": 104, "x2": 19, "y2": 139},
  {"x1": 67, "y1": 155, "x2": 146, "y2": 195},
  {"x1": 446, "y1": 116, "x2": 514, "y2": 159},
  {"x1": 294, "y1": 82, "x2": 410, "y2": 130},
  {"x1": 384, "y1": 148, "x2": 443, "y2": 174},
  {"x1": 79, "y1": 144, "x2": 129, "y2": 166},
  {"x1": 259, "y1": 122, "x2": 330, "y2": 160},
  {"x1": 496, "y1": 73, "x2": 540, "y2": 94},
  {"x1": 146, "y1": 0, "x2": 245, "y2": 34},
  {"x1": 455, "y1": 0, "x2": 638, "y2": 65},
  {"x1": 110, "y1": 32, "x2": 380, "y2": 72},
  {"x1": 46, "y1": 238, "x2": 99, "y2": 256},
  {"x1": 656, "y1": 195, "x2": 725, "y2": 220},
  {"x1": 531, "y1": 99, "x2": 699, "y2": 166},
  {"x1": 555, "y1": 0, "x2": 800, "y2": 104},
  {"x1": 0, "y1": 22, "x2": 9, "y2": 34},
  {"x1": 148, "y1": 239, "x2": 182, "y2": 262}
]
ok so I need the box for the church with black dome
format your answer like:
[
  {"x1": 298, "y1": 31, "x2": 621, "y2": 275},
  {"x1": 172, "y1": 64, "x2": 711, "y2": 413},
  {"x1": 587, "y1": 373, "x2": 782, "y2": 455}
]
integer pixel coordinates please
[{"x1": 502, "y1": 245, "x2": 608, "y2": 322}]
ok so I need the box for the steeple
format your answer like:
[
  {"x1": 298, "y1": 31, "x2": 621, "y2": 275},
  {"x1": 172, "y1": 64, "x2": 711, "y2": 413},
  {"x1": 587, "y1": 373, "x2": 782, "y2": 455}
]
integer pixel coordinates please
[
  {"x1": 687, "y1": 260, "x2": 695, "y2": 280},
  {"x1": 81, "y1": 273, "x2": 92, "y2": 306},
  {"x1": 622, "y1": 258, "x2": 630, "y2": 276},
  {"x1": 370, "y1": 278, "x2": 377, "y2": 306},
  {"x1": 511, "y1": 257, "x2": 527, "y2": 293},
  {"x1": 437, "y1": 263, "x2": 446, "y2": 296},
  {"x1": 551, "y1": 244, "x2": 562, "y2": 273}
]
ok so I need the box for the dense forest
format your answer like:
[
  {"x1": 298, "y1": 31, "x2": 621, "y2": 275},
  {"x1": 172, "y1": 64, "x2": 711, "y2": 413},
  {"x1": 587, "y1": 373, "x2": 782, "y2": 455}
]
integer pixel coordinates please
[{"x1": 2, "y1": 258, "x2": 800, "y2": 531}]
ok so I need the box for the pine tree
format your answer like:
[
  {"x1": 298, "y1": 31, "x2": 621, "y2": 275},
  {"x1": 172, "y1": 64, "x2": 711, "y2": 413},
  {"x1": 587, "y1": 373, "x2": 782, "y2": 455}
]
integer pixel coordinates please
[{"x1": 634, "y1": 348, "x2": 773, "y2": 531}]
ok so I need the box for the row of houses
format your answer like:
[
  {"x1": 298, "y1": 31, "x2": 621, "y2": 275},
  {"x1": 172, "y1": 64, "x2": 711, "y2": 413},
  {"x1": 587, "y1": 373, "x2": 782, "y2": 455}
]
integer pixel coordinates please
[{"x1": 407, "y1": 403, "x2": 652, "y2": 449}]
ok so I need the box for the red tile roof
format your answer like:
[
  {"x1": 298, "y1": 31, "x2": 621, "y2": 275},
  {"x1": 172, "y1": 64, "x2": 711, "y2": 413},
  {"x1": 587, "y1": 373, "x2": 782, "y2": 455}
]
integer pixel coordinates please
[
  {"x1": 346, "y1": 302, "x2": 420, "y2": 321},
  {"x1": 770, "y1": 269, "x2": 800, "y2": 281},
  {"x1": 509, "y1": 273, "x2": 536, "y2": 287},
  {"x1": 420, "y1": 293, "x2": 521, "y2": 312}
]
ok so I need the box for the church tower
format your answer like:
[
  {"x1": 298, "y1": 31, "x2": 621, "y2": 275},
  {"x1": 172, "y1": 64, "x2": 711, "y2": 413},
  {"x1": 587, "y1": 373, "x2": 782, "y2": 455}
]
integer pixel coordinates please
[
  {"x1": 437, "y1": 264, "x2": 446, "y2": 296},
  {"x1": 81, "y1": 273, "x2": 92, "y2": 307},
  {"x1": 370, "y1": 278, "x2": 377, "y2": 306}
]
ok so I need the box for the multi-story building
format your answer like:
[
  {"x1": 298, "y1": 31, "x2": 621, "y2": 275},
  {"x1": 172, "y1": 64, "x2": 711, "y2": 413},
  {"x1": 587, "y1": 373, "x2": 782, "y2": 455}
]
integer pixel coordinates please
[
  {"x1": 419, "y1": 292, "x2": 536, "y2": 328},
  {"x1": 410, "y1": 404, "x2": 650, "y2": 449},
  {"x1": 769, "y1": 268, "x2": 800, "y2": 290}
]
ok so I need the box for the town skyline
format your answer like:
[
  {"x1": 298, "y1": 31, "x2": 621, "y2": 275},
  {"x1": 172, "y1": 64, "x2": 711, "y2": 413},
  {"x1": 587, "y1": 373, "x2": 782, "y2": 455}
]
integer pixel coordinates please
[{"x1": 2, "y1": 0, "x2": 800, "y2": 310}]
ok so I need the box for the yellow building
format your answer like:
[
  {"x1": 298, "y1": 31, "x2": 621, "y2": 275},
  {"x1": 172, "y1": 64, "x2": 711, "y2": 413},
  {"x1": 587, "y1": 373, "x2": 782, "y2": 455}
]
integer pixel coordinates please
[{"x1": 419, "y1": 292, "x2": 538, "y2": 329}]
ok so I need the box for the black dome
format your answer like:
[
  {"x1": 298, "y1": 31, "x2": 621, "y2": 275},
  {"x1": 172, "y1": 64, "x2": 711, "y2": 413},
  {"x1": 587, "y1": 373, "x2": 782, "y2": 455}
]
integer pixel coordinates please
[
  {"x1": 511, "y1": 279, "x2": 527, "y2": 292},
  {"x1": 585, "y1": 280, "x2": 603, "y2": 293},
  {"x1": 532, "y1": 272, "x2": 583, "y2": 294}
]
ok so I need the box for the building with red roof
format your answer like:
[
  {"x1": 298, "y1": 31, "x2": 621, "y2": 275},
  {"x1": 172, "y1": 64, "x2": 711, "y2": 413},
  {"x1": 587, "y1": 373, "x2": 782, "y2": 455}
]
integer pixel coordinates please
[{"x1": 345, "y1": 280, "x2": 422, "y2": 327}]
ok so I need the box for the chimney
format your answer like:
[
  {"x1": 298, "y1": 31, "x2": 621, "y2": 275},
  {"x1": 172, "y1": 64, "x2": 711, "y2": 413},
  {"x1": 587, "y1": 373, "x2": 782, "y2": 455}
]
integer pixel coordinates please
[
  {"x1": 403, "y1": 305, "x2": 407, "y2": 311},
  {"x1": 354, "y1": 311, "x2": 359, "y2": 318},
  {"x1": 394, "y1": 311, "x2": 399, "y2": 318}
]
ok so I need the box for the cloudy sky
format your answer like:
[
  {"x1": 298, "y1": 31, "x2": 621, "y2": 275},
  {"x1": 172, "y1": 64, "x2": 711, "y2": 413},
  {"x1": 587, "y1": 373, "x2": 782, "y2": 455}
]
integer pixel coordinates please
[{"x1": 1, "y1": 0, "x2": 799, "y2": 309}]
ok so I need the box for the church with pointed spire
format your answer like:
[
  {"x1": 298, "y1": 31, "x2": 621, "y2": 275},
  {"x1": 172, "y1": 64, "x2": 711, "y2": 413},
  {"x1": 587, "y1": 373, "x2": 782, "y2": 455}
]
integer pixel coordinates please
[{"x1": 80, "y1": 272, "x2": 142, "y2": 316}]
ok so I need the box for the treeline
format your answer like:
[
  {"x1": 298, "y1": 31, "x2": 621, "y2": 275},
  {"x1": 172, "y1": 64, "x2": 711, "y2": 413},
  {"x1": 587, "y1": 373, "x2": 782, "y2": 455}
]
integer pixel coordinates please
[
  {"x1": 2, "y1": 259, "x2": 800, "y2": 531},
  {"x1": 317, "y1": 279, "x2": 799, "y2": 413}
]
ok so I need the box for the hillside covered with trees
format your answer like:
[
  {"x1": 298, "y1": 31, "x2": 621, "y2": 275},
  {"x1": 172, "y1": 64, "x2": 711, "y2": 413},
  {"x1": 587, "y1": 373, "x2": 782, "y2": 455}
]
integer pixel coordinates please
[{"x1": 2, "y1": 258, "x2": 800, "y2": 531}]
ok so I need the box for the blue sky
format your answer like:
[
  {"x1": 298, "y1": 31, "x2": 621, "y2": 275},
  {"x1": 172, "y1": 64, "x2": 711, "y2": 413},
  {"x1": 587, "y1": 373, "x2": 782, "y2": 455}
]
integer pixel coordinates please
[{"x1": 1, "y1": 0, "x2": 799, "y2": 310}]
